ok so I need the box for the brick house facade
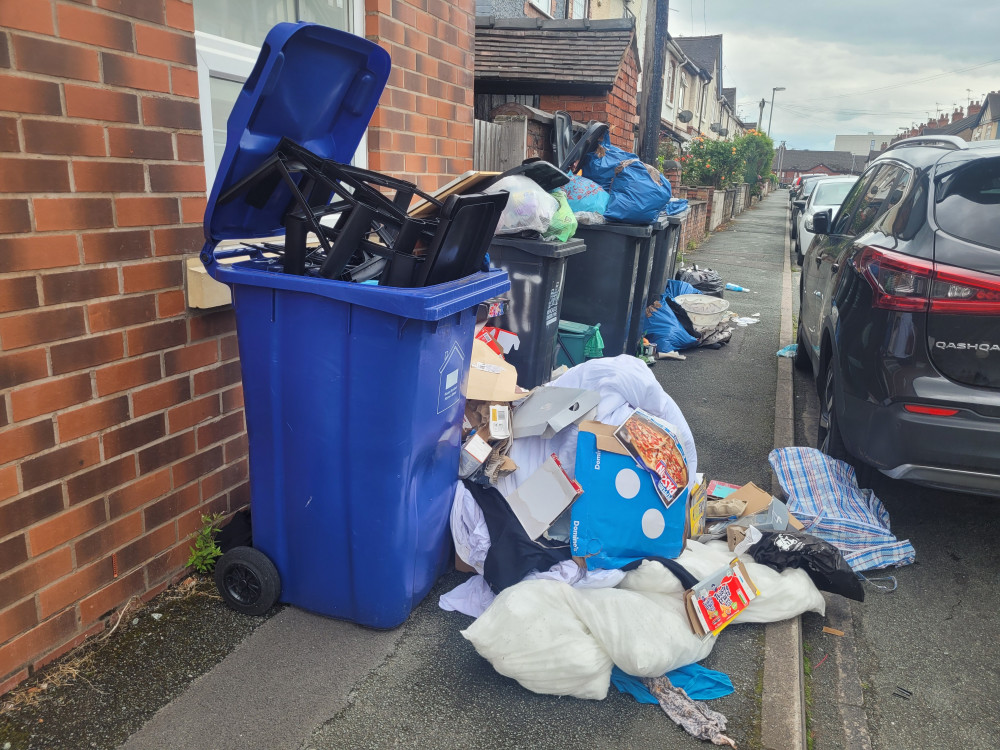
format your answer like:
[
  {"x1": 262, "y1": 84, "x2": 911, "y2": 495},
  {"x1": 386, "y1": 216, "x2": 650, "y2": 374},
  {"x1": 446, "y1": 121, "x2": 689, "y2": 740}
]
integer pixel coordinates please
[
  {"x1": 538, "y1": 42, "x2": 638, "y2": 150},
  {"x1": 475, "y1": 17, "x2": 640, "y2": 150},
  {"x1": 0, "y1": 0, "x2": 475, "y2": 695}
]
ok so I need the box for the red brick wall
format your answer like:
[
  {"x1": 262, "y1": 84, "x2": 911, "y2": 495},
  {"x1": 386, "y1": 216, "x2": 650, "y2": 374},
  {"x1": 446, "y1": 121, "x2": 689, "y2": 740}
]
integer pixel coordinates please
[
  {"x1": 539, "y1": 42, "x2": 639, "y2": 150},
  {"x1": 0, "y1": 0, "x2": 249, "y2": 693},
  {"x1": 364, "y1": 0, "x2": 475, "y2": 193},
  {"x1": 678, "y1": 199, "x2": 708, "y2": 253},
  {"x1": 779, "y1": 164, "x2": 840, "y2": 184}
]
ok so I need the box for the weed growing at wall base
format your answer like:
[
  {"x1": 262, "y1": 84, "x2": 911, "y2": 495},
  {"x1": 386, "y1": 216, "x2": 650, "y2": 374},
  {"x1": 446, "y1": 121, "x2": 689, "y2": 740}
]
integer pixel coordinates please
[{"x1": 187, "y1": 513, "x2": 225, "y2": 574}]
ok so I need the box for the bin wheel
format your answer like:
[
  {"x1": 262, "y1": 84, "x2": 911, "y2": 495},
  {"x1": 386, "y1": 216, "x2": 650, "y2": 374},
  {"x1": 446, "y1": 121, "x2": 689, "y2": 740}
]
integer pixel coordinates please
[{"x1": 214, "y1": 546, "x2": 280, "y2": 617}]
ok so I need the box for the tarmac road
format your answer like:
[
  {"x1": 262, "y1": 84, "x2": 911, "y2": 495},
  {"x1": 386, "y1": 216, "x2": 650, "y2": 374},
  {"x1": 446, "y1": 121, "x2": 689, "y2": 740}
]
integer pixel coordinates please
[{"x1": 791, "y1": 253, "x2": 1000, "y2": 750}]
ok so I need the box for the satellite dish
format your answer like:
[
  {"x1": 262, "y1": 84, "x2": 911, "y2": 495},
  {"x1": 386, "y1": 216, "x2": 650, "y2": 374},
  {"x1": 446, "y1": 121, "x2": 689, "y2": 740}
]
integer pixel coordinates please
[
  {"x1": 678, "y1": 110, "x2": 694, "y2": 123},
  {"x1": 709, "y1": 122, "x2": 721, "y2": 133},
  {"x1": 718, "y1": 128, "x2": 729, "y2": 137}
]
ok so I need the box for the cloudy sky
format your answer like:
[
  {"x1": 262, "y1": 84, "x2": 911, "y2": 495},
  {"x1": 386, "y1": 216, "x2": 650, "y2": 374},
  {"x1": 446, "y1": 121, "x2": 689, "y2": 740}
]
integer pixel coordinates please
[{"x1": 668, "y1": 0, "x2": 1000, "y2": 149}]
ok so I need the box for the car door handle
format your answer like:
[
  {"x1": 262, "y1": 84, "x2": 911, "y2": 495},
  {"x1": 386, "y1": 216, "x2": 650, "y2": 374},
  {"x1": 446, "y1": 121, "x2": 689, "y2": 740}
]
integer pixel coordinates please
[{"x1": 831, "y1": 263, "x2": 839, "y2": 273}]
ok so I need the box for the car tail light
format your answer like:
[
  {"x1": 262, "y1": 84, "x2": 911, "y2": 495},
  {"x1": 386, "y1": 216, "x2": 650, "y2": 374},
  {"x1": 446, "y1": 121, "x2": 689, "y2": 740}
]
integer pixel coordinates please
[
  {"x1": 855, "y1": 246, "x2": 1000, "y2": 315},
  {"x1": 903, "y1": 404, "x2": 959, "y2": 416},
  {"x1": 929, "y1": 266, "x2": 1000, "y2": 314},
  {"x1": 855, "y1": 246, "x2": 932, "y2": 311}
]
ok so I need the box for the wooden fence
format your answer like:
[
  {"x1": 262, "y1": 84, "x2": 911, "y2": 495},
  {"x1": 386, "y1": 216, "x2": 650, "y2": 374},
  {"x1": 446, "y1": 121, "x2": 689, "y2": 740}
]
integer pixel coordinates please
[{"x1": 474, "y1": 118, "x2": 527, "y2": 172}]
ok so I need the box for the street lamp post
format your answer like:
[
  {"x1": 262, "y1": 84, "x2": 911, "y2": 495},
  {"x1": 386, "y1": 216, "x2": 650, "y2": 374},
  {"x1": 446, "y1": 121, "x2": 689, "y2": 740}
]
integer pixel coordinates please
[{"x1": 767, "y1": 86, "x2": 785, "y2": 137}]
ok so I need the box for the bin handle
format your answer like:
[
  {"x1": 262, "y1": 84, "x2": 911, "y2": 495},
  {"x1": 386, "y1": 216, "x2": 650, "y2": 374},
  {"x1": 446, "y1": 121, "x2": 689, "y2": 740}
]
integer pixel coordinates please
[{"x1": 200, "y1": 242, "x2": 267, "y2": 269}]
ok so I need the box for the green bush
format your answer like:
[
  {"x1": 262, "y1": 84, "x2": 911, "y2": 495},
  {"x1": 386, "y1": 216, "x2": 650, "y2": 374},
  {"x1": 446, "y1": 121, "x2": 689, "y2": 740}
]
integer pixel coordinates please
[{"x1": 680, "y1": 129, "x2": 774, "y2": 193}]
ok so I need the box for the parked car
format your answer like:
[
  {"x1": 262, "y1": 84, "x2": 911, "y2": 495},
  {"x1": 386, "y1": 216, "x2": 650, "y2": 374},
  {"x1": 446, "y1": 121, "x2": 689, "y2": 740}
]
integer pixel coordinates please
[
  {"x1": 793, "y1": 175, "x2": 858, "y2": 264},
  {"x1": 789, "y1": 175, "x2": 834, "y2": 240},
  {"x1": 796, "y1": 135, "x2": 1000, "y2": 496},
  {"x1": 788, "y1": 172, "x2": 823, "y2": 203}
]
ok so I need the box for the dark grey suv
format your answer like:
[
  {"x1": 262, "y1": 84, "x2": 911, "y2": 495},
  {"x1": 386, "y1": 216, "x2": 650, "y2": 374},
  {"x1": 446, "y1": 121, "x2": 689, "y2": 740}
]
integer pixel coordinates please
[{"x1": 796, "y1": 135, "x2": 1000, "y2": 496}]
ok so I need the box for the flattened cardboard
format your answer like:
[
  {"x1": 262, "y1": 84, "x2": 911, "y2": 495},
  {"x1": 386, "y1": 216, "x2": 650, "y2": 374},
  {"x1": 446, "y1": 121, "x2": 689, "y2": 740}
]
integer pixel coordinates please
[
  {"x1": 467, "y1": 338, "x2": 527, "y2": 402},
  {"x1": 727, "y1": 482, "x2": 803, "y2": 530},
  {"x1": 511, "y1": 387, "x2": 600, "y2": 440},
  {"x1": 578, "y1": 420, "x2": 629, "y2": 456},
  {"x1": 505, "y1": 454, "x2": 583, "y2": 540}
]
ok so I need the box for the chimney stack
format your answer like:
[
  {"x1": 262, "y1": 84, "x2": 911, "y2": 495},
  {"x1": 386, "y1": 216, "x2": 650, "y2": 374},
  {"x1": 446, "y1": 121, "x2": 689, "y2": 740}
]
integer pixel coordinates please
[
  {"x1": 969, "y1": 100, "x2": 982, "y2": 117},
  {"x1": 952, "y1": 107, "x2": 964, "y2": 123}
]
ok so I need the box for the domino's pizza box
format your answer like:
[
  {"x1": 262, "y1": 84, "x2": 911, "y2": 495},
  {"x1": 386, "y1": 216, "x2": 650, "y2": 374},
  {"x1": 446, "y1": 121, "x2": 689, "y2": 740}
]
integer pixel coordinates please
[{"x1": 570, "y1": 426, "x2": 687, "y2": 570}]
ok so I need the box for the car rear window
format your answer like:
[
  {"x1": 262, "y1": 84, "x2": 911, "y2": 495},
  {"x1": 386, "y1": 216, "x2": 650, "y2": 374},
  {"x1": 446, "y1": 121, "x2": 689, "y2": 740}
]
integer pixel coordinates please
[
  {"x1": 935, "y1": 156, "x2": 1000, "y2": 249},
  {"x1": 813, "y1": 181, "x2": 856, "y2": 205}
]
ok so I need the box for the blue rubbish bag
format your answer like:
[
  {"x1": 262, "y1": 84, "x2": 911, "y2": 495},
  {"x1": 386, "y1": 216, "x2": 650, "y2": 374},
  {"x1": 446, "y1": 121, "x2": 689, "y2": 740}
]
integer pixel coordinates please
[
  {"x1": 644, "y1": 299, "x2": 699, "y2": 352},
  {"x1": 664, "y1": 279, "x2": 700, "y2": 300},
  {"x1": 664, "y1": 198, "x2": 689, "y2": 215},
  {"x1": 580, "y1": 134, "x2": 672, "y2": 224}
]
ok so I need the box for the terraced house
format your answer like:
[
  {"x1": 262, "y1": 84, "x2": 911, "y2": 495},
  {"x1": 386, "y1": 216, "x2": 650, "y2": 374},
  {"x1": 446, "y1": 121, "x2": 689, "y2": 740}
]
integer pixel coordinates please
[{"x1": 0, "y1": 0, "x2": 479, "y2": 694}]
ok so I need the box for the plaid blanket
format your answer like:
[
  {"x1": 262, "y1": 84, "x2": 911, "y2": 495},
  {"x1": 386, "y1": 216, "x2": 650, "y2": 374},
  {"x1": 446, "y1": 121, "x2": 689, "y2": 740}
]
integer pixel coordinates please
[{"x1": 768, "y1": 447, "x2": 916, "y2": 572}]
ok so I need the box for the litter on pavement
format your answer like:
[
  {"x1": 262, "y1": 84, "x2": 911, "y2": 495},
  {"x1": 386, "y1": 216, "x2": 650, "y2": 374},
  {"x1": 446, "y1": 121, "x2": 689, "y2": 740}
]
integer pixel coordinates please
[
  {"x1": 768, "y1": 447, "x2": 916, "y2": 571},
  {"x1": 195, "y1": 24, "x2": 911, "y2": 747}
]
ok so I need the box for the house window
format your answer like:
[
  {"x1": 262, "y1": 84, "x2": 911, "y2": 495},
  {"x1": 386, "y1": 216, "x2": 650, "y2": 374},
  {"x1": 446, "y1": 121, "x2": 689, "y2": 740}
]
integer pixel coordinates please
[
  {"x1": 193, "y1": 0, "x2": 362, "y2": 183},
  {"x1": 666, "y1": 62, "x2": 675, "y2": 103},
  {"x1": 569, "y1": 0, "x2": 586, "y2": 18}
]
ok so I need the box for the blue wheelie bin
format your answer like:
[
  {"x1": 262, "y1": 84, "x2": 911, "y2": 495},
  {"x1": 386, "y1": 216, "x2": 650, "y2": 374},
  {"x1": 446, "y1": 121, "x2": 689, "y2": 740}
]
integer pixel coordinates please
[{"x1": 200, "y1": 23, "x2": 509, "y2": 628}]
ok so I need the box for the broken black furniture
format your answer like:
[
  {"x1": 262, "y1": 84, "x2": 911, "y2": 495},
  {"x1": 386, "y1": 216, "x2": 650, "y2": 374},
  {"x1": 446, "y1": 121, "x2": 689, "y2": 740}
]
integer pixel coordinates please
[{"x1": 216, "y1": 137, "x2": 509, "y2": 287}]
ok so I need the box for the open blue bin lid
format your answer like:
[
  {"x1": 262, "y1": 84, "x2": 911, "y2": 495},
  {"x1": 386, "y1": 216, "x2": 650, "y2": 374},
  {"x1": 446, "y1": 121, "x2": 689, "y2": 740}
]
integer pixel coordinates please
[{"x1": 203, "y1": 23, "x2": 390, "y2": 245}]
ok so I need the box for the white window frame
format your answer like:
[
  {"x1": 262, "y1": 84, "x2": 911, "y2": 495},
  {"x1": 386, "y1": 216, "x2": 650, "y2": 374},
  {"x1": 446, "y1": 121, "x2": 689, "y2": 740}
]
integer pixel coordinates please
[{"x1": 195, "y1": 1, "x2": 367, "y2": 188}]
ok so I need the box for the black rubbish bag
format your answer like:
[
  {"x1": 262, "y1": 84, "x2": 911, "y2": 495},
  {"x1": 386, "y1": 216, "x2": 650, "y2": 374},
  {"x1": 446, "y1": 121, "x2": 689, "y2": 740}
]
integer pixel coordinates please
[
  {"x1": 748, "y1": 530, "x2": 865, "y2": 602},
  {"x1": 676, "y1": 265, "x2": 725, "y2": 297}
]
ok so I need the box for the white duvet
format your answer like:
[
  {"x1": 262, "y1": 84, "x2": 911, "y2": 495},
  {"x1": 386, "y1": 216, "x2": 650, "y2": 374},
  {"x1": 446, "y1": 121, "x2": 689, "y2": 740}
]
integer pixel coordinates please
[{"x1": 461, "y1": 540, "x2": 825, "y2": 700}]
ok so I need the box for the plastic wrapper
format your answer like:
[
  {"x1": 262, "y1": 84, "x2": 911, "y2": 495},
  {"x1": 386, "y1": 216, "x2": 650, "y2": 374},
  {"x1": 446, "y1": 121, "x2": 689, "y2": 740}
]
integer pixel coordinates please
[
  {"x1": 748, "y1": 530, "x2": 865, "y2": 601},
  {"x1": 564, "y1": 172, "x2": 610, "y2": 214},
  {"x1": 574, "y1": 211, "x2": 606, "y2": 225},
  {"x1": 485, "y1": 175, "x2": 559, "y2": 236},
  {"x1": 543, "y1": 188, "x2": 578, "y2": 242}
]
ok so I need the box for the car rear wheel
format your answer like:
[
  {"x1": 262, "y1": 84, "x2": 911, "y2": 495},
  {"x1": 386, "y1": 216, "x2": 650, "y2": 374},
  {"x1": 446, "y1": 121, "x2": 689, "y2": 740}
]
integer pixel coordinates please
[
  {"x1": 818, "y1": 360, "x2": 879, "y2": 488},
  {"x1": 794, "y1": 321, "x2": 811, "y2": 372},
  {"x1": 818, "y1": 358, "x2": 851, "y2": 462}
]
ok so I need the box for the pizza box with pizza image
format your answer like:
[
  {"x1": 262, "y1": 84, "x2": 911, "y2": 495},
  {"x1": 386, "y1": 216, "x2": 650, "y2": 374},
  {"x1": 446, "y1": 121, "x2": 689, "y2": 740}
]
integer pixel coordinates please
[{"x1": 613, "y1": 408, "x2": 689, "y2": 510}]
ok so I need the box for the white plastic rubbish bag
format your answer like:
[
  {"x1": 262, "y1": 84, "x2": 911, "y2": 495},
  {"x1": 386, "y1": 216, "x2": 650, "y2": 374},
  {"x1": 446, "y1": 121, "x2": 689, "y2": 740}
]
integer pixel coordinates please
[{"x1": 485, "y1": 175, "x2": 559, "y2": 236}]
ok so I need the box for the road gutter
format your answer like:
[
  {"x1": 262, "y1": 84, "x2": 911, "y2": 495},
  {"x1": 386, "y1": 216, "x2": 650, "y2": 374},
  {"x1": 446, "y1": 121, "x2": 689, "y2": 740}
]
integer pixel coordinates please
[{"x1": 760, "y1": 196, "x2": 807, "y2": 750}]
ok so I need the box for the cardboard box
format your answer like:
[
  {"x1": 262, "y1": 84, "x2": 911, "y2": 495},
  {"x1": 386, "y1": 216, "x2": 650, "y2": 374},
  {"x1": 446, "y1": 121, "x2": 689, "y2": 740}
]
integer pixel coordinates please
[
  {"x1": 571, "y1": 428, "x2": 687, "y2": 570},
  {"x1": 512, "y1": 387, "x2": 600, "y2": 440},
  {"x1": 706, "y1": 479, "x2": 742, "y2": 500},
  {"x1": 467, "y1": 338, "x2": 527, "y2": 403},
  {"x1": 578, "y1": 420, "x2": 629, "y2": 455},
  {"x1": 505, "y1": 454, "x2": 583, "y2": 540},
  {"x1": 688, "y1": 473, "x2": 707, "y2": 538},
  {"x1": 727, "y1": 482, "x2": 803, "y2": 530},
  {"x1": 476, "y1": 326, "x2": 520, "y2": 356},
  {"x1": 684, "y1": 558, "x2": 759, "y2": 637}
]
